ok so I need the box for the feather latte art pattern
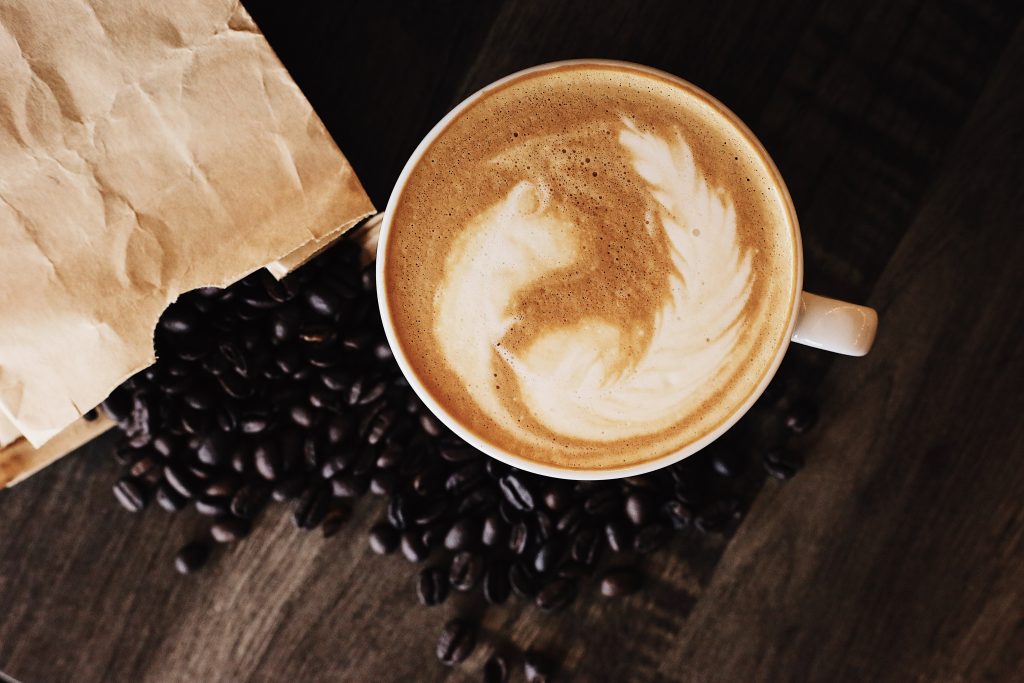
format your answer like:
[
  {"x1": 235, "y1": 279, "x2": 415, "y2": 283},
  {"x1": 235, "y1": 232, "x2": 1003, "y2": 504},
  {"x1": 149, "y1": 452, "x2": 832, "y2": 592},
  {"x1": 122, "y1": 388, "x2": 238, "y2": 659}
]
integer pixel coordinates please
[{"x1": 433, "y1": 120, "x2": 755, "y2": 446}]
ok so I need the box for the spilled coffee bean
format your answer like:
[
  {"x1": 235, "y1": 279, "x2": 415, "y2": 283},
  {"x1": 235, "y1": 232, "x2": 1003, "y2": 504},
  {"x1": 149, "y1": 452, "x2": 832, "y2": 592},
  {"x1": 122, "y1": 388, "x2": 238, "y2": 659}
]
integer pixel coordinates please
[
  {"x1": 600, "y1": 567, "x2": 643, "y2": 597},
  {"x1": 174, "y1": 541, "x2": 209, "y2": 575},
  {"x1": 417, "y1": 566, "x2": 449, "y2": 606},
  {"x1": 100, "y1": 230, "x2": 820, "y2": 675},
  {"x1": 436, "y1": 618, "x2": 477, "y2": 666}
]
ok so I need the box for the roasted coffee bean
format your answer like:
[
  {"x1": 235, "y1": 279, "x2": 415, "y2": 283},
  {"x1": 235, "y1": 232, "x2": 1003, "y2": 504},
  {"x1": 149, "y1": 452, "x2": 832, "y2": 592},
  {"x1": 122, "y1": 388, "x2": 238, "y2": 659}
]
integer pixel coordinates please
[
  {"x1": 215, "y1": 408, "x2": 237, "y2": 433},
  {"x1": 418, "y1": 412, "x2": 444, "y2": 437},
  {"x1": 292, "y1": 484, "x2": 330, "y2": 530},
  {"x1": 583, "y1": 487, "x2": 619, "y2": 517},
  {"x1": 483, "y1": 562, "x2": 511, "y2": 605},
  {"x1": 298, "y1": 323, "x2": 335, "y2": 345},
  {"x1": 230, "y1": 482, "x2": 270, "y2": 519},
  {"x1": 436, "y1": 619, "x2": 476, "y2": 667},
  {"x1": 412, "y1": 466, "x2": 445, "y2": 497},
  {"x1": 535, "y1": 510, "x2": 555, "y2": 541},
  {"x1": 557, "y1": 560, "x2": 591, "y2": 580},
  {"x1": 330, "y1": 474, "x2": 368, "y2": 498},
  {"x1": 449, "y1": 551, "x2": 483, "y2": 592},
  {"x1": 662, "y1": 500, "x2": 694, "y2": 529},
  {"x1": 128, "y1": 453, "x2": 160, "y2": 479},
  {"x1": 555, "y1": 506, "x2": 585, "y2": 535},
  {"x1": 375, "y1": 444, "x2": 403, "y2": 469},
  {"x1": 218, "y1": 341, "x2": 249, "y2": 375},
  {"x1": 179, "y1": 408, "x2": 212, "y2": 436},
  {"x1": 634, "y1": 522, "x2": 672, "y2": 554},
  {"x1": 363, "y1": 409, "x2": 394, "y2": 446},
  {"x1": 508, "y1": 521, "x2": 530, "y2": 555},
  {"x1": 112, "y1": 444, "x2": 137, "y2": 465},
  {"x1": 155, "y1": 482, "x2": 186, "y2": 512},
  {"x1": 101, "y1": 389, "x2": 133, "y2": 423},
  {"x1": 524, "y1": 650, "x2": 555, "y2": 683},
  {"x1": 600, "y1": 567, "x2": 643, "y2": 597},
  {"x1": 536, "y1": 578, "x2": 576, "y2": 611},
  {"x1": 499, "y1": 474, "x2": 536, "y2": 512},
  {"x1": 271, "y1": 475, "x2": 307, "y2": 502},
  {"x1": 160, "y1": 306, "x2": 197, "y2": 334},
  {"x1": 482, "y1": 514, "x2": 507, "y2": 547},
  {"x1": 711, "y1": 449, "x2": 744, "y2": 477},
  {"x1": 458, "y1": 488, "x2": 497, "y2": 517},
  {"x1": 195, "y1": 494, "x2": 231, "y2": 517},
  {"x1": 289, "y1": 404, "x2": 315, "y2": 428},
  {"x1": 174, "y1": 541, "x2": 209, "y2": 574},
  {"x1": 320, "y1": 369, "x2": 350, "y2": 392},
  {"x1": 183, "y1": 388, "x2": 215, "y2": 411},
  {"x1": 673, "y1": 477, "x2": 702, "y2": 506},
  {"x1": 401, "y1": 531, "x2": 429, "y2": 563},
  {"x1": 113, "y1": 477, "x2": 147, "y2": 513},
  {"x1": 543, "y1": 485, "x2": 572, "y2": 512},
  {"x1": 438, "y1": 444, "x2": 478, "y2": 463},
  {"x1": 239, "y1": 414, "x2": 270, "y2": 434},
  {"x1": 509, "y1": 562, "x2": 539, "y2": 598},
  {"x1": 307, "y1": 348, "x2": 340, "y2": 370},
  {"x1": 320, "y1": 452, "x2": 352, "y2": 480},
  {"x1": 276, "y1": 350, "x2": 303, "y2": 375},
  {"x1": 416, "y1": 566, "x2": 449, "y2": 606},
  {"x1": 301, "y1": 434, "x2": 323, "y2": 469},
  {"x1": 605, "y1": 520, "x2": 632, "y2": 553},
  {"x1": 164, "y1": 463, "x2": 199, "y2": 498},
  {"x1": 695, "y1": 498, "x2": 743, "y2": 534},
  {"x1": 350, "y1": 446, "x2": 378, "y2": 476},
  {"x1": 305, "y1": 286, "x2": 339, "y2": 316},
  {"x1": 624, "y1": 492, "x2": 655, "y2": 526},
  {"x1": 197, "y1": 433, "x2": 231, "y2": 466},
  {"x1": 784, "y1": 398, "x2": 818, "y2": 435},
  {"x1": 763, "y1": 448, "x2": 804, "y2": 480},
  {"x1": 571, "y1": 527, "x2": 602, "y2": 566},
  {"x1": 445, "y1": 518, "x2": 480, "y2": 551},
  {"x1": 533, "y1": 538, "x2": 564, "y2": 574},
  {"x1": 483, "y1": 654, "x2": 509, "y2": 683},
  {"x1": 151, "y1": 434, "x2": 178, "y2": 458},
  {"x1": 210, "y1": 516, "x2": 251, "y2": 543},
  {"x1": 373, "y1": 341, "x2": 393, "y2": 361},
  {"x1": 368, "y1": 523, "x2": 399, "y2": 554},
  {"x1": 421, "y1": 521, "x2": 449, "y2": 549},
  {"x1": 321, "y1": 505, "x2": 350, "y2": 536},
  {"x1": 445, "y1": 461, "x2": 486, "y2": 496},
  {"x1": 230, "y1": 444, "x2": 251, "y2": 474},
  {"x1": 388, "y1": 494, "x2": 409, "y2": 530},
  {"x1": 356, "y1": 380, "x2": 387, "y2": 406},
  {"x1": 369, "y1": 470, "x2": 396, "y2": 496},
  {"x1": 411, "y1": 498, "x2": 447, "y2": 526},
  {"x1": 254, "y1": 442, "x2": 283, "y2": 481}
]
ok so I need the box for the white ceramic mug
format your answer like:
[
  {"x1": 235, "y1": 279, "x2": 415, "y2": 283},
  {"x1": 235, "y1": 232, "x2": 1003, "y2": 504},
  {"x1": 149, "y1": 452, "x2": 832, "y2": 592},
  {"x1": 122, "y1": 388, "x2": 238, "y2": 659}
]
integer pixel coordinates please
[{"x1": 376, "y1": 60, "x2": 878, "y2": 480}]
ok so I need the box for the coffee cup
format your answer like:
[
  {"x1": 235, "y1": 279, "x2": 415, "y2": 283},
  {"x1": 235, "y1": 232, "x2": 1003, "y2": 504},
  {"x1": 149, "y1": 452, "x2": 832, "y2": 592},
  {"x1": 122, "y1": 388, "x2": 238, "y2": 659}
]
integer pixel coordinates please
[{"x1": 376, "y1": 60, "x2": 877, "y2": 480}]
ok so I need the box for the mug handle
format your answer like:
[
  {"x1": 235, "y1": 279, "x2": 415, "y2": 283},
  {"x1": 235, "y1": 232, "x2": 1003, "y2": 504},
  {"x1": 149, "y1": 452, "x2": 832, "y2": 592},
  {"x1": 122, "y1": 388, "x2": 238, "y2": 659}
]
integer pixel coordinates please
[{"x1": 791, "y1": 292, "x2": 878, "y2": 356}]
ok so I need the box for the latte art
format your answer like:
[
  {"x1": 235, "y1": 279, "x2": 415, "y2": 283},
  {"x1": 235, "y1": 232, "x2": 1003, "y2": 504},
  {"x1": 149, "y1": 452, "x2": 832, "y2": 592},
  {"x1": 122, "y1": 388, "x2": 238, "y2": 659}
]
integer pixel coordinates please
[
  {"x1": 383, "y1": 64, "x2": 798, "y2": 471},
  {"x1": 435, "y1": 120, "x2": 754, "y2": 446}
]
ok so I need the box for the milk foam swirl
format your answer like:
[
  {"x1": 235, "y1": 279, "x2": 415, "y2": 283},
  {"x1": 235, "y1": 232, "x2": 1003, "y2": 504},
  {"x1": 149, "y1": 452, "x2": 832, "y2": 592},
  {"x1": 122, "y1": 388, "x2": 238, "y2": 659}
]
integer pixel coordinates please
[{"x1": 433, "y1": 119, "x2": 755, "y2": 445}]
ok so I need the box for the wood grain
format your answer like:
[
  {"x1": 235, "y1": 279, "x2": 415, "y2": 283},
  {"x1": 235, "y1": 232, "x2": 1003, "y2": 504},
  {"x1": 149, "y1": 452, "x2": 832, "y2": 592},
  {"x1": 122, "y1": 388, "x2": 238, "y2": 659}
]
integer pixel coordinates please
[
  {"x1": 666, "y1": 23, "x2": 1024, "y2": 680},
  {"x1": 1, "y1": 1, "x2": 1023, "y2": 681}
]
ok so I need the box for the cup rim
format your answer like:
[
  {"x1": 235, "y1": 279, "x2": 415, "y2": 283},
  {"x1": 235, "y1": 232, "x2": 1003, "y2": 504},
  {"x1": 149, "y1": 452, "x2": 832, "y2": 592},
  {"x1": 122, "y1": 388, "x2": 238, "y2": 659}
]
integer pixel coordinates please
[{"x1": 376, "y1": 58, "x2": 804, "y2": 480}]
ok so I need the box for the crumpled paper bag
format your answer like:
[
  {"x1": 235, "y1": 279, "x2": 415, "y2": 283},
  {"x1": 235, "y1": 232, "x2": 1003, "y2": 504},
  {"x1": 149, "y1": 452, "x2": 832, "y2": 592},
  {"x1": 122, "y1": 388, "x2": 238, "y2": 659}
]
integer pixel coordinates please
[{"x1": 0, "y1": 0, "x2": 375, "y2": 450}]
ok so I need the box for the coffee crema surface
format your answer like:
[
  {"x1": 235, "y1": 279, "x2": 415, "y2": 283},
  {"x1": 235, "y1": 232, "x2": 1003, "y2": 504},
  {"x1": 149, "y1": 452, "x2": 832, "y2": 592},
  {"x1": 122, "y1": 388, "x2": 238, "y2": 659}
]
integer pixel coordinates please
[{"x1": 382, "y1": 64, "x2": 798, "y2": 471}]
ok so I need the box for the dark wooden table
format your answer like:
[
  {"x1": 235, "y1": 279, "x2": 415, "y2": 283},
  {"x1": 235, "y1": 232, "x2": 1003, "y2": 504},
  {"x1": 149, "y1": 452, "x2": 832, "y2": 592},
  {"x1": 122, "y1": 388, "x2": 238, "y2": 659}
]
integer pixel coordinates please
[{"x1": 3, "y1": 1, "x2": 1023, "y2": 681}]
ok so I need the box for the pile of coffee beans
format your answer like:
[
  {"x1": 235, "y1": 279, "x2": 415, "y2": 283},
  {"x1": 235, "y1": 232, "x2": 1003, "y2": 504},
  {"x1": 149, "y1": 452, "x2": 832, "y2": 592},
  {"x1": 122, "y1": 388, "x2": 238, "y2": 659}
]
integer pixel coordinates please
[{"x1": 101, "y1": 229, "x2": 815, "y2": 675}]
